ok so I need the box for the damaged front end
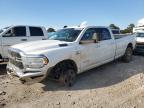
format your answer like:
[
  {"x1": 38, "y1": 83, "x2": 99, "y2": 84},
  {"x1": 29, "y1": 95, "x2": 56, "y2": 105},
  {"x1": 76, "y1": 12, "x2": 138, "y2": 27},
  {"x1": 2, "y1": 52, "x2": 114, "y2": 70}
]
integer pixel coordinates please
[{"x1": 7, "y1": 48, "x2": 51, "y2": 85}]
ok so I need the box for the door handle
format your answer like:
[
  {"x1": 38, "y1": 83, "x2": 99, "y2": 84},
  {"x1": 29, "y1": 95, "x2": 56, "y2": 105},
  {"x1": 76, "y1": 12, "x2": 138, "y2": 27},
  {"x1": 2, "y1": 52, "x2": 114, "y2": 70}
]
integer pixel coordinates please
[
  {"x1": 21, "y1": 39, "x2": 27, "y2": 41},
  {"x1": 42, "y1": 38, "x2": 46, "y2": 40}
]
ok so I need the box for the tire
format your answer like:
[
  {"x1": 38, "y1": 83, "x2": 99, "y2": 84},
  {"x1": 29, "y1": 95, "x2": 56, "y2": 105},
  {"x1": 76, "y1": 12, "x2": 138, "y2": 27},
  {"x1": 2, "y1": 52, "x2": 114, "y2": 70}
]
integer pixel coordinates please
[
  {"x1": 122, "y1": 47, "x2": 133, "y2": 63},
  {"x1": 59, "y1": 69, "x2": 76, "y2": 87}
]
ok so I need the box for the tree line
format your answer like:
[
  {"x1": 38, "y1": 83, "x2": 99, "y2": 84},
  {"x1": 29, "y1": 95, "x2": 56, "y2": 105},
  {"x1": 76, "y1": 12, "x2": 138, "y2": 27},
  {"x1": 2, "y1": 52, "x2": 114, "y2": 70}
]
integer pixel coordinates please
[
  {"x1": 47, "y1": 24, "x2": 135, "y2": 34},
  {"x1": 109, "y1": 24, "x2": 135, "y2": 34}
]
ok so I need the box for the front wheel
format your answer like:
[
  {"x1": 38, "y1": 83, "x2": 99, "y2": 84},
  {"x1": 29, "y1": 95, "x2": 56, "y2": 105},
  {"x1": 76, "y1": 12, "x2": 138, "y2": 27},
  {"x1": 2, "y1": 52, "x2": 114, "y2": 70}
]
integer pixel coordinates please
[
  {"x1": 59, "y1": 69, "x2": 76, "y2": 87},
  {"x1": 122, "y1": 47, "x2": 133, "y2": 63}
]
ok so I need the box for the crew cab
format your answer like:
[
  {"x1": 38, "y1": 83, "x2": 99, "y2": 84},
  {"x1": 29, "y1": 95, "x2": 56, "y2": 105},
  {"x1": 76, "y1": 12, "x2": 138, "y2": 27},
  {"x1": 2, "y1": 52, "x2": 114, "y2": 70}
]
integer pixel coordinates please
[
  {"x1": 7, "y1": 26, "x2": 136, "y2": 86},
  {"x1": 0, "y1": 25, "x2": 48, "y2": 62}
]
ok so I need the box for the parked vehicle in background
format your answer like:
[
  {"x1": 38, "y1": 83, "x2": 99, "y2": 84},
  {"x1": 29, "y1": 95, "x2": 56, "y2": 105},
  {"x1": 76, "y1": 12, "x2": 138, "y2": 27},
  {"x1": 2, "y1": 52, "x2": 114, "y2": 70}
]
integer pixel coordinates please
[
  {"x1": 7, "y1": 25, "x2": 136, "y2": 86},
  {"x1": 133, "y1": 18, "x2": 144, "y2": 33},
  {"x1": 134, "y1": 32, "x2": 144, "y2": 53},
  {"x1": 0, "y1": 25, "x2": 48, "y2": 63},
  {"x1": 133, "y1": 18, "x2": 144, "y2": 53},
  {"x1": 133, "y1": 26, "x2": 144, "y2": 33}
]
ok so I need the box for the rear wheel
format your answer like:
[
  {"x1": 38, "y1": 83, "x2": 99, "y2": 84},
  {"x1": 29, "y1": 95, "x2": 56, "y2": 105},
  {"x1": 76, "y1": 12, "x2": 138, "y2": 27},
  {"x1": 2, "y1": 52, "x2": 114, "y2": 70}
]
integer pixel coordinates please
[{"x1": 122, "y1": 47, "x2": 133, "y2": 63}]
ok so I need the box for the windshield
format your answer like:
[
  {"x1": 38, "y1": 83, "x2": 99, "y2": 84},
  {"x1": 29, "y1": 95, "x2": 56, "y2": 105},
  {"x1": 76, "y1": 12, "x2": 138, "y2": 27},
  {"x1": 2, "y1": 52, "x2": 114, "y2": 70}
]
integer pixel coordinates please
[
  {"x1": 48, "y1": 28, "x2": 82, "y2": 42},
  {"x1": 48, "y1": 32, "x2": 55, "y2": 38},
  {"x1": 137, "y1": 33, "x2": 144, "y2": 37}
]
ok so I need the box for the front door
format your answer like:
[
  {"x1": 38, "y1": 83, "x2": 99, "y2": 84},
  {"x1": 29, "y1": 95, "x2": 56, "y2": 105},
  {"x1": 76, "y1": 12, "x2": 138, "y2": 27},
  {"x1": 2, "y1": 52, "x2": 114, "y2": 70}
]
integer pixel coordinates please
[
  {"x1": 2, "y1": 26, "x2": 28, "y2": 58},
  {"x1": 79, "y1": 28, "x2": 102, "y2": 72}
]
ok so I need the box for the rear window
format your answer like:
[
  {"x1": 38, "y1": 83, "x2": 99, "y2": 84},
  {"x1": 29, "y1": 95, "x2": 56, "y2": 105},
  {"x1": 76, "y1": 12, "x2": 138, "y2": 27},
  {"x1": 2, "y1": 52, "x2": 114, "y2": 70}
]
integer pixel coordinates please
[
  {"x1": 29, "y1": 27, "x2": 44, "y2": 36},
  {"x1": 96, "y1": 28, "x2": 111, "y2": 41},
  {"x1": 112, "y1": 30, "x2": 120, "y2": 34}
]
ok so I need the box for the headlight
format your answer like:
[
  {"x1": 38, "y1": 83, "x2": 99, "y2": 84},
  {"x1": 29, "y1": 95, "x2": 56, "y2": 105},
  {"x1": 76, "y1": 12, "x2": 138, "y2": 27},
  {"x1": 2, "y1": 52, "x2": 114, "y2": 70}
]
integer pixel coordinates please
[{"x1": 25, "y1": 55, "x2": 49, "y2": 68}]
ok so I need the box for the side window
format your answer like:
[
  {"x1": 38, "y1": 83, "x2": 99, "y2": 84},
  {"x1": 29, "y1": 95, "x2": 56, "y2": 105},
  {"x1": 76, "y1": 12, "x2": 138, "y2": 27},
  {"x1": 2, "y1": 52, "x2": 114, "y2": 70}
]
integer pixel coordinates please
[
  {"x1": 81, "y1": 28, "x2": 96, "y2": 40},
  {"x1": 2, "y1": 27, "x2": 26, "y2": 37},
  {"x1": 5, "y1": 30, "x2": 11, "y2": 34},
  {"x1": 2, "y1": 30, "x2": 12, "y2": 37},
  {"x1": 98, "y1": 28, "x2": 111, "y2": 41},
  {"x1": 29, "y1": 27, "x2": 44, "y2": 36},
  {"x1": 13, "y1": 27, "x2": 26, "y2": 36}
]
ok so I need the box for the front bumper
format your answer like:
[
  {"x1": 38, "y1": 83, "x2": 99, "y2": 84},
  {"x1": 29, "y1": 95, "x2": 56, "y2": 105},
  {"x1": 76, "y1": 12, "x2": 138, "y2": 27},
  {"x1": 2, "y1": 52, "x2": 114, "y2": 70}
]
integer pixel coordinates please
[{"x1": 7, "y1": 63, "x2": 51, "y2": 84}]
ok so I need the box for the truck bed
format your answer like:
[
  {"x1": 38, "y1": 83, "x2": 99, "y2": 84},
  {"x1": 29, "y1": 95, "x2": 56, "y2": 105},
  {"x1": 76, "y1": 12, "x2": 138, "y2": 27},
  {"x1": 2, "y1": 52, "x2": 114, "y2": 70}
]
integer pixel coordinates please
[
  {"x1": 114, "y1": 33, "x2": 136, "y2": 59},
  {"x1": 114, "y1": 34, "x2": 133, "y2": 39}
]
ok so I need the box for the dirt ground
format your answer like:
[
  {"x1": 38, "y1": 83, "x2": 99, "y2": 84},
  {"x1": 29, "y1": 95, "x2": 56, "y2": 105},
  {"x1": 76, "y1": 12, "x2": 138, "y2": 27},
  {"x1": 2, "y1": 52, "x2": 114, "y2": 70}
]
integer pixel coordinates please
[{"x1": 0, "y1": 55, "x2": 144, "y2": 108}]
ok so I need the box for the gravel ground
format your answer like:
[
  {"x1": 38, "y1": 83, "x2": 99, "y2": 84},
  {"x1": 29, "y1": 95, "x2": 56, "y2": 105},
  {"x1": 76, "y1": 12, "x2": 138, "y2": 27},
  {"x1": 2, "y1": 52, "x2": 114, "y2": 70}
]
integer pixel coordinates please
[{"x1": 0, "y1": 55, "x2": 144, "y2": 108}]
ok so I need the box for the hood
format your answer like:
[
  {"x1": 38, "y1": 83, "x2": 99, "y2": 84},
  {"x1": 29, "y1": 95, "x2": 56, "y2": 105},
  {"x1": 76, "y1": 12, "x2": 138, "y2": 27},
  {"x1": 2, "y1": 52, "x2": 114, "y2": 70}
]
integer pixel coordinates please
[
  {"x1": 11, "y1": 40, "x2": 70, "y2": 54},
  {"x1": 136, "y1": 37, "x2": 144, "y2": 43}
]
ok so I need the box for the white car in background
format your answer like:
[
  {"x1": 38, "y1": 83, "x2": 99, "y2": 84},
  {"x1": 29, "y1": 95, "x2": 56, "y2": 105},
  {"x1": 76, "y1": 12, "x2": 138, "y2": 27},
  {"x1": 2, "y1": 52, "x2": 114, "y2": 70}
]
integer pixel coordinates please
[
  {"x1": 0, "y1": 25, "x2": 48, "y2": 63},
  {"x1": 134, "y1": 32, "x2": 144, "y2": 53},
  {"x1": 133, "y1": 18, "x2": 144, "y2": 53}
]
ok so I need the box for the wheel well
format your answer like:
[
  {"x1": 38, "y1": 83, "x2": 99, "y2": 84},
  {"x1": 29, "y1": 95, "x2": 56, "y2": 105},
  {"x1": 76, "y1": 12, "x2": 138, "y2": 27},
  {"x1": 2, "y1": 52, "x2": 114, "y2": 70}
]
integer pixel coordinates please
[
  {"x1": 55, "y1": 60, "x2": 78, "y2": 72},
  {"x1": 49, "y1": 59, "x2": 78, "y2": 79},
  {"x1": 127, "y1": 43, "x2": 133, "y2": 49}
]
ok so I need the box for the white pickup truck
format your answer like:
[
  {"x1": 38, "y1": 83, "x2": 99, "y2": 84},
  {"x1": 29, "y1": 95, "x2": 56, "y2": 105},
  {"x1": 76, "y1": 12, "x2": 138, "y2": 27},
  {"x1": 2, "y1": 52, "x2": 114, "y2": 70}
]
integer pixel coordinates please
[
  {"x1": 134, "y1": 32, "x2": 144, "y2": 53},
  {"x1": 7, "y1": 26, "x2": 136, "y2": 86},
  {"x1": 0, "y1": 25, "x2": 48, "y2": 62},
  {"x1": 133, "y1": 27, "x2": 144, "y2": 53}
]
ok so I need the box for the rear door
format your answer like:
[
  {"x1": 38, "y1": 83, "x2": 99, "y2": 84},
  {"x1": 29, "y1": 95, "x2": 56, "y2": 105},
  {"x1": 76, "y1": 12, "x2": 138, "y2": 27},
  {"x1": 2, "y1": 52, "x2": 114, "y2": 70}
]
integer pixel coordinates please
[
  {"x1": 79, "y1": 28, "x2": 102, "y2": 71},
  {"x1": 28, "y1": 27, "x2": 46, "y2": 41},
  {"x1": 2, "y1": 26, "x2": 28, "y2": 57}
]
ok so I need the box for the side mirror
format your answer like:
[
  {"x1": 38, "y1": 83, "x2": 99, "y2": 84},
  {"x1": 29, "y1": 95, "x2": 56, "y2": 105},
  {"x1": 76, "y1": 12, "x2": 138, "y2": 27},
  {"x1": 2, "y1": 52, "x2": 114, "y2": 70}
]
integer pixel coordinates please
[
  {"x1": 92, "y1": 33, "x2": 99, "y2": 43},
  {"x1": 79, "y1": 33, "x2": 99, "y2": 44}
]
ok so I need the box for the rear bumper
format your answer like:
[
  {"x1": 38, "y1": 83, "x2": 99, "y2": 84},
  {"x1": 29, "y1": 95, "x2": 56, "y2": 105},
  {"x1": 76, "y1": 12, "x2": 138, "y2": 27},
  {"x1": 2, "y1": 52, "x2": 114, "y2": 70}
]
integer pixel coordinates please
[{"x1": 7, "y1": 63, "x2": 52, "y2": 84}]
